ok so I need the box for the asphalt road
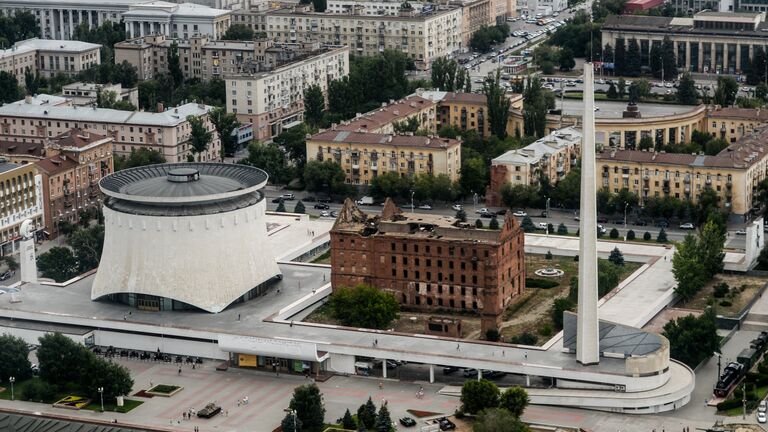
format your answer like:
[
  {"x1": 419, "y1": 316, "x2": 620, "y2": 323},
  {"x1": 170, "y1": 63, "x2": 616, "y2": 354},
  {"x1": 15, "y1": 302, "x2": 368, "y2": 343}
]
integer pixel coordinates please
[{"x1": 263, "y1": 189, "x2": 749, "y2": 250}]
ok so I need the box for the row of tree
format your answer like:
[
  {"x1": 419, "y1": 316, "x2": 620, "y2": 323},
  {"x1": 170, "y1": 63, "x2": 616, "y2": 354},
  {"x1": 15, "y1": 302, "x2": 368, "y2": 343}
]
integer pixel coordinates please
[
  {"x1": 469, "y1": 24, "x2": 509, "y2": 53},
  {"x1": 38, "y1": 224, "x2": 105, "y2": 282},
  {"x1": 672, "y1": 217, "x2": 726, "y2": 301},
  {"x1": 460, "y1": 381, "x2": 530, "y2": 432}
]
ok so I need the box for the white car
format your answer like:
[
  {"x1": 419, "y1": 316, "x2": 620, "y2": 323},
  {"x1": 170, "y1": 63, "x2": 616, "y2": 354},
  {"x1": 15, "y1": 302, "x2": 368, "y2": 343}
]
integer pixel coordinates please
[
  {"x1": 476, "y1": 207, "x2": 489, "y2": 214},
  {"x1": 319, "y1": 211, "x2": 331, "y2": 217},
  {"x1": 759, "y1": 400, "x2": 767, "y2": 413},
  {"x1": 452, "y1": 204, "x2": 463, "y2": 211},
  {"x1": 758, "y1": 411, "x2": 766, "y2": 423},
  {"x1": 418, "y1": 204, "x2": 433, "y2": 210},
  {"x1": 736, "y1": 229, "x2": 747, "y2": 236},
  {"x1": 597, "y1": 225, "x2": 607, "y2": 234},
  {"x1": 679, "y1": 223, "x2": 695, "y2": 230},
  {"x1": 537, "y1": 222, "x2": 548, "y2": 230},
  {"x1": 512, "y1": 210, "x2": 527, "y2": 217}
]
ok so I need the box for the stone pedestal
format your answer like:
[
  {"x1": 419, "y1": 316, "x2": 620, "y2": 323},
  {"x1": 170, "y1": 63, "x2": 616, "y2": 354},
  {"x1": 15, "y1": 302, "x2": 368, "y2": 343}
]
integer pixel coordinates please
[
  {"x1": 623, "y1": 103, "x2": 642, "y2": 119},
  {"x1": 19, "y1": 238, "x2": 37, "y2": 284}
]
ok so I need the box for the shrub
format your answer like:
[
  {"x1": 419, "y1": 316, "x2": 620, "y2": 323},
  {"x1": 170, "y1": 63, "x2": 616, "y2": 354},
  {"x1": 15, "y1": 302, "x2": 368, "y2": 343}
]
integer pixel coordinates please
[
  {"x1": 719, "y1": 300, "x2": 732, "y2": 307},
  {"x1": 489, "y1": 217, "x2": 500, "y2": 230},
  {"x1": 609, "y1": 228, "x2": 619, "y2": 239},
  {"x1": 545, "y1": 250, "x2": 553, "y2": 260},
  {"x1": 22, "y1": 379, "x2": 58, "y2": 402},
  {"x1": 485, "y1": 328, "x2": 501, "y2": 341},
  {"x1": 657, "y1": 228, "x2": 667, "y2": 242},
  {"x1": 509, "y1": 331, "x2": 538, "y2": 345},
  {"x1": 644, "y1": 232, "x2": 652, "y2": 241},
  {"x1": 539, "y1": 323, "x2": 553, "y2": 336},
  {"x1": 475, "y1": 219, "x2": 484, "y2": 228},
  {"x1": 717, "y1": 398, "x2": 742, "y2": 411},
  {"x1": 557, "y1": 223, "x2": 568, "y2": 234},
  {"x1": 627, "y1": 230, "x2": 636, "y2": 240},
  {"x1": 525, "y1": 278, "x2": 559, "y2": 289},
  {"x1": 713, "y1": 282, "x2": 730, "y2": 298}
]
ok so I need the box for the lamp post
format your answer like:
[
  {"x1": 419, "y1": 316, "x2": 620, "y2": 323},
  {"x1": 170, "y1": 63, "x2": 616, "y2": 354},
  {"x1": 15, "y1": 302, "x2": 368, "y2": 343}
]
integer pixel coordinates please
[
  {"x1": 624, "y1": 202, "x2": 629, "y2": 227},
  {"x1": 742, "y1": 382, "x2": 747, "y2": 420},
  {"x1": 714, "y1": 352, "x2": 722, "y2": 383},
  {"x1": 98, "y1": 387, "x2": 104, "y2": 412},
  {"x1": 9, "y1": 376, "x2": 14, "y2": 401},
  {"x1": 410, "y1": 189, "x2": 415, "y2": 213},
  {"x1": 545, "y1": 197, "x2": 551, "y2": 237}
]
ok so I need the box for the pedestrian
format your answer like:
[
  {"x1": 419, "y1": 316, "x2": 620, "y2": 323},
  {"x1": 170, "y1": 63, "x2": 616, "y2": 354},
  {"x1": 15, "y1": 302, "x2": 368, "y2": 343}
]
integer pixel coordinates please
[
  {"x1": 456, "y1": 343, "x2": 460, "y2": 350},
  {"x1": 123, "y1": 315, "x2": 127, "y2": 320},
  {"x1": 149, "y1": 380, "x2": 154, "y2": 388},
  {"x1": 237, "y1": 313, "x2": 241, "y2": 321},
  {"x1": 183, "y1": 412, "x2": 187, "y2": 420},
  {"x1": 502, "y1": 350, "x2": 505, "y2": 356},
  {"x1": 374, "y1": 339, "x2": 378, "y2": 346},
  {"x1": 323, "y1": 274, "x2": 326, "y2": 282},
  {"x1": 225, "y1": 410, "x2": 229, "y2": 417},
  {"x1": 192, "y1": 363, "x2": 196, "y2": 369},
  {"x1": 178, "y1": 367, "x2": 182, "y2": 375},
  {"x1": 379, "y1": 382, "x2": 383, "y2": 390},
  {"x1": 524, "y1": 351, "x2": 528, "y2": 360}
]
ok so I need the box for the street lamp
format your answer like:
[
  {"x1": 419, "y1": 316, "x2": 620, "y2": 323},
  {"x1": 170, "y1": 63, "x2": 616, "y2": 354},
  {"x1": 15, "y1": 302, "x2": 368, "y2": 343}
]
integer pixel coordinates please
[
  {"x1": 742, "y1": 382, "x2": 747, "y2": 420},
  {"x1": 545, "y1": 197, "x2": 551, "y2": 237},
  {"x1": 9, "y1": 376, "x2": 14, "y2": 401},
  {"x1": 283, "y1": 408, "x2": 297, "y2": 431},
  {"x1": 410, "y1": 189, "x2": 415, "y2": 213},
  {"x1": 714, "y1": 352, "x2": 722, "y2": 383},
  {"x1": 624, "y1": 202, "x2": 629, "y2": 227},
  {"x1": 97, "y1": 387, "x2": 104, "y2": 412}
]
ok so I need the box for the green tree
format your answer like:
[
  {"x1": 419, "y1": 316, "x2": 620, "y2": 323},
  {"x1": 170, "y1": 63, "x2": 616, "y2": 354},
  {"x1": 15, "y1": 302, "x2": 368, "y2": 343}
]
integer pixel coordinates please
[
  {"x1": 484, "y1": 70, "x2": 511, "y2": 139},
  {"x1": 37, "y1": 246, "x2": 79, "y2": 282},
  {"x1": 627, "y1": 229, "x2": 636, "y2": 240},
  {"x1": 672, "y1": 234, "x2": 707, "y2": 301},
  {"x1": 456, "y1": 209, "x2": 467, "y2": 222},
  {"x1": 714, "y1": 76, "x2": 739, "y2": 107},
  {"x1": 37, "y1": 333, "x2": 91, "y2": 386},
  {"x1": 431, "y1": 57, "x2": 469, "y2": 92},
  {"x1": 96, "y1": 90, "x2": 135, "y2": 111},
  {"x1": 168, "y1": 41, "x2": 183, "y2": 86},
  {"x1": 476, "y1": 219, "x2": 484, "y2": 228},
  {"x1": 294, "y1": 201, "x2": 306, "y2": 214},
  {"x1": 222, "y1": 24, "x2": 254, "y2": 40},
  {"x1": 186, "y1": 115, "x2": 213, "y2": 161},
  {"x1": 375, "y1": 404, "x2": 393, "y2": 432},
  {"x1": 117, "y1": 147, "x2": 164, "y2": 171},
  {"x1": 84, "y1": 356, "x2": 133, "y2": 401},
  {"x1": 303, "y1": 160, "x2": 346, "y2": 195},
  {"x1": 757, "y1": 82, "x2": 768, "y2": 101},
  {"x1": 473, "y1": 408, "x2": 530, "y2": 432},
  {"x1": 748, "y1": 47, "x2": 767, "y2": 86},
  {"x1": 698, "y1": 218, "x2": 725, "y2": 279},
  {"x1": 625, "y1": 38, "x2": 642, "y2": 77},
  {"x1": 663, "y1": 308, "x2": 719, "y2": 368},
  {"x1": 500, "y1": 184, "x2": 539, "y2": 209},
  {"x1": 24, "y1": 70, "x2": 39, "y2": 95},
  {"x1": 313, "y1": 0, "x2": 327, "y2": 11},
  {"x1": 608, "y1": 247, "x2": 624, "y2": 266},
  {"x1": 606, "y1": 82, "x2": 618, "y2": 99},
  {"x1": 558, "y1": 47, "x2": 575, "y2": 71},
  {"x1": 69, "y1": 225, "x2": 104, "y2": 272},
  {"x1": 461, "y1": 379, "x2": 500, "y2": 414},
  {"x1": 489, "y1": 217, "x2": 500, "y2": 229},
  {"x1": 370, "y1": 171, "x2": 409, "y2": 200},
  {"x1": 677, "y1": 72, "x2": 698, "y2": 105},
  {"x1": 613, "y1": 38, "x2": 626, "y2": 76},
  {"x1": 609, "y1": 228, "x2": 620, "y2": 239},
  {"x1": 303, "y1": 84, "x2": 325, "y2": 127},
  {"x1": 499, "y1": 386, "x2": 529, "y2": 418},
  {"x1": 0, "y1": 334, "x2": 32, "y2": 383},
  {"x1": 551, "y1": 297, "x2": 575, "y2": 330},
  {"x1": 328, "y1": 284, "x2": 399, "y2": 329},
  {"x1": 0, "y1": 71, "x2": 22, "y2": 103},
  {"x1": 276, "y1": 200, "x2": 286, "y2": 212},
  {"x1": 210, "y1": 106, "x2": 240, "y2": 158},
  {"x1": 273, "y1": 123, "x2": 309, "y2": 165},
  {"x1": 557, "y1": 223, "x2": 568, "y2": 234},
  {"x1": 281, "y1": 412, "x2": 302, "y2": 432},
  {"x1": 520, "y1": 215, "x2": 535, "y2": 233},
  {"x1": 289, "y1": 383, "x2": 326, "y2": 432},
  {"x1": 341, "y1": 409, "x2": 356, "y2": 430},
  {"x1": 643, "y1": 231, "x2": 652, "y2": 240},
  {"x1": 460, "y1": 155, "x2": 488, "y2": 196},
  {"x1": 357, "y1": 397, "x2": 377, "y2": 430},
  {"x1": 522, "y1": 76, "x2": 554, "y2": 138},
  {"x1": 657, "y1": 228, "x2": 667, "y2": 242}
]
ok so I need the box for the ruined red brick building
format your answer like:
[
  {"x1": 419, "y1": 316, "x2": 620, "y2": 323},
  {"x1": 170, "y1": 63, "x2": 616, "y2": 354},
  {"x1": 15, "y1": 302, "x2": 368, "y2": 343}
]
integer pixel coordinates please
[{"x1": 330, "y1": 198, "x2": 526, "y2": 334}]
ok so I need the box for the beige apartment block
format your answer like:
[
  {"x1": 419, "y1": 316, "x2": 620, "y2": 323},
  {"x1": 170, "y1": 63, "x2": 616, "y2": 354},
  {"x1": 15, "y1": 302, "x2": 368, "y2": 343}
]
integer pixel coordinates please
[
  {"x1": 226, "y1": 45, "x2": 349, "y2": 140},
  {"x1": 306, "y1": 130, "x2": 462, "y2": 186},
  {"x1": 0, "y1": 161, "x2": 43, "y2": 255},
  {"x1": 0, "y1": 99, "x2": 221, "y2": 163},
  {"x1": 0, "y1": 38, "x2": 100, "y2": 84}
]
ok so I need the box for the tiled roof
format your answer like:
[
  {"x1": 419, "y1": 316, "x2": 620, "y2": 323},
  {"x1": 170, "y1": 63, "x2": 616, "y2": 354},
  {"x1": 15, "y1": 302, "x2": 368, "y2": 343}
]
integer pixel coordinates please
[
  {"x1": 336, "y1": 95, "x2": 436, "y2": 132},
  {"x1": 0, "y1": 140, "x2": 45, "y2": 157},
  {"x1": 35, "y1": 155, "x2": 78, "y2": 175},
  {"x1": 708, "y1": 107, "x2": 768, "y2": 121},
  {"x1": 53, "y1": 128, "x2": 110, "y2": 149},
  {"x1": 310, "y1": 130, "x2": 460, "y2": 148}
]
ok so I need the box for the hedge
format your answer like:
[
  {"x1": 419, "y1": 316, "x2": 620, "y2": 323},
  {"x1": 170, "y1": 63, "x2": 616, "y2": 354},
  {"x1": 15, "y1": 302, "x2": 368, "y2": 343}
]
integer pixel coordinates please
[
  {"x1": 525, "y1": 278, "x2": 560, "y2": 289},
  {"x1": 717, "y1": 398, "x2": 742, "y2": 411}
]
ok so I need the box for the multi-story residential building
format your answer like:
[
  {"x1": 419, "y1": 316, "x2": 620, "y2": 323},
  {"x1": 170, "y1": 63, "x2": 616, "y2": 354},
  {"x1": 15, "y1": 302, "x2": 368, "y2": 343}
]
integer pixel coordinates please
[
  {"x1": 330, "y1": 198, "x2": 526, "y2": 334},
  {"x1": 306, "y1": 129, "x2": 461, "y2": 185},
  {"x1": 60, "y1": 82, "x2": 139, "y2": 108},
  {"x1": 262, "y1": 5, "x2": 463, "y2": 69},
  {"x1": 122, "y1": 1, "x2": 232, "y2": 40},
  {"x1": 326, "y1": 0, "x2": 426, "y2": 16},
  {"x1": 0, "y1": 160, "x2": 43, "y2": 255},
  {"x1": 0, "y1": 99, "x2": 220, "y2": 162},
  {"x1": 425, "y1": 91, "x2": 523, "y2": 139},
  {"x1": 226, "y1": 44, "x2": 349, "y2": 140},
  {"x1": 335, "y1": 94, "x2": 438, "y2": 134},
  {"x1": 602, "y1": 11, "x2": 768, "y2": 75},
  {"x1": 706, "y1": 106, "x2": 768, "y2": 143},
  {"x1": 455, "y1": 0, "x2": 493, "y2": 47},
  {"x1": 35, "y1": 128, "x2": 113, "y2": 238},
  {"x1": 487, "y1": 127, "x2": 581, "y2": 206},
  {"x1": 596, "y1": 125, "x2": 768, "y2": 220},
  {"x1": 0, "y1": 0, "x2": 243, "y2": 40},
  {"x1": 0, "y1": 38, "x2": 100, "y2": 82}
]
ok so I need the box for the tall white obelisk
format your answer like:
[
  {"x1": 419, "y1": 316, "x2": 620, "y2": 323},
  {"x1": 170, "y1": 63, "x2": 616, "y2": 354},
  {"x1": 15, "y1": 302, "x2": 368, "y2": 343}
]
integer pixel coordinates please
[{"x1": 576, "y1": 63, "x2": 599, "y2": 366}]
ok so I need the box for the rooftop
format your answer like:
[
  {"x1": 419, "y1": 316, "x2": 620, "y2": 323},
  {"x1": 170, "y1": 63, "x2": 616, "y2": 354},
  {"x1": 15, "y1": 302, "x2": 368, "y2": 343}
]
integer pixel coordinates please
[
  {"x1": 101, "y1": 163, "x2": 268, "y2": 203},
  {"x1": 0, "y1": 162, "x2": 21, "y2": 175},
  {"x1": 14, "y1": 37, "x2": 101, "y2": 52},
  {"x1": 0, "y1": 140, "x2": 45, "y2": 158},
  {"x1": 335, "y1": 95, "x2": 436, "y2": 132},
  {"x1": 310, "y1": 130, "x2": 460, "y2": 149},
  {"x1": 0, "y1": 102, "x2": 212, "y2": 127},
  {"x1": 493, "y1": 126, "x2": 581, "y2": 166},
  {"x1": 7, "y1": 94, "x2": 70, "y2": 107},
  {"x1": 708, "y1": 106, "x2": 768, "y2": 121},
  {"x1": 267, "y1": 5, "x2": 460, "y2": 20},
  {"x1": 124, "y1": 1, "x2": 231, "y2": 17},
  {"x1": 52, "y1": 128, "x2": 111, "y2": 150},
  {"x1": 603, "y1": 12, "x2": 768, "y2": 35}
]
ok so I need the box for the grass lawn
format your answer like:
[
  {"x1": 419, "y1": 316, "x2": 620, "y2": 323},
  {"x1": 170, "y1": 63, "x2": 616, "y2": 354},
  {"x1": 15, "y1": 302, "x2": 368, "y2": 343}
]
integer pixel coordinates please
[
  {"x1": 677, "y1": 273, "x2": 768, "y2": 316},
  {"x1": 312, "y1": 250, "x2": 331, "y2": 264},
  {"x1": 148, "y1": 384, "x2": 180, "y2": 394},
  {"x1": 82, "y1": 399, "x2": 144, "y2": 413},
  {"x1": 0, "y1": 378, "x2": 35, "y2": 401}
]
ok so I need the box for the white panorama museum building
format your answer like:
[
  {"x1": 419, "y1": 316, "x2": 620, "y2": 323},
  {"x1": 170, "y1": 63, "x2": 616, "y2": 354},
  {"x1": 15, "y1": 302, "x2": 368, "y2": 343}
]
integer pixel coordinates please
[{"x1": 92, "y1": 163, "x2": 281, "y2": 312}]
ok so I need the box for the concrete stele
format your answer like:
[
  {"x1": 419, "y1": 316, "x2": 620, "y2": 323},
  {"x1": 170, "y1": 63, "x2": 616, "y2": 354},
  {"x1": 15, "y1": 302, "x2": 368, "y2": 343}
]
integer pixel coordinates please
[{"x1": 576, "y1": 63, "x2": 600, "y2": 366}]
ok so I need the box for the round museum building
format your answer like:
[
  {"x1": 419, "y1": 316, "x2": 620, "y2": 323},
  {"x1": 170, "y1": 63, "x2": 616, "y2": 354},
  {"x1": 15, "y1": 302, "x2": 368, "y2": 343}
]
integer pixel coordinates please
[{"x1": 91, "y1": 163, "x2": 281, "y2": 312}]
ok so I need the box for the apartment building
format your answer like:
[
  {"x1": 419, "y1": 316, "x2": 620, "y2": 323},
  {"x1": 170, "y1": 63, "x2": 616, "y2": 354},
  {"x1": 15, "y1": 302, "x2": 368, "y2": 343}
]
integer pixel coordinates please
[
  {"x1": 61, "y1": 82, "x2": 139, "y2": 108},
  {"x1": 706, "y1": 107, "x2": 768, "y2": 143},
  {"x1": 262, "y1": 5, "x2": 463, "y2": 69},
  {"x1": 0, "y1": 161, "x2": 43, "y2": 255},
  {"x1": 335, "y1": 94, "x2": 438, "y2": 134},
  {"x1": 35, "y1": 129, "x2": 113, "y2": 238},
  {"x1": 326, "y1": 0, "x2": 426, "y2": 16},
  {"x1": 122, "y1": 1, "x2": 232, "y2": 40},
  {"x1": 0, "y1": 0, "x2": 241, "y2": 40},
  {"x1": 425, "y1": 91, "x2": 523, "y2": 139},
  {"x1": 306, "y1": 130, "x2": 461, "y2": 185},
  {"x1": 596, "y1": 125, "x2": 768, "y2": 220},
  {"x1": 0, "y1": 38, "x2": 100, "y2": 83},
  {"x1": 602, "y1": 12, "x2": 768, "y2": 75},
  {"x1": 455, "y1": 0, "x2": 493, "y2": 47},
  {"x1": 487, "y1": 127, "x2": 581, "y2": 206},
  {"x1": 226, "y1": 45, "x2": 349, "y2": 140},
  {"x1": 0, "y1": 99, "x2": 220, "y2": 163},
  {"x1": 331, "y1": 198, "x2": 525, "y2": 334}
]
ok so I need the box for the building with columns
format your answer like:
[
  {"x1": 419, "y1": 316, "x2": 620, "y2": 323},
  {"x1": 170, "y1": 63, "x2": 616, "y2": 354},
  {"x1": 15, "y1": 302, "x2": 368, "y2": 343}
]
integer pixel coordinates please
[
  {"x1": 0, "y1": 38, "x2": 100, "y2": 82},
  {"x1": 0, "y1": 0, "x2": 236, "y2": 41},
  {"x1": 122, "y1": 1, "x2": 232, "y2": 40},
  {"x1": 602, "y1": 11, "x2": 768, "y2": 75}
]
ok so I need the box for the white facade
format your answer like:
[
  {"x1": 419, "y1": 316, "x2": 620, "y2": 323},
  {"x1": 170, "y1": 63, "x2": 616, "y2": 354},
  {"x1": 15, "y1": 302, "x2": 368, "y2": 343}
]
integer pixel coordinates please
[
  {"x1": 325, "y1": 0, "x2": 425, "y2": 15},
  {"x1": 0, "y1": 38, "x2": 101, "y2": 81},
  {"x1": 123, "y1": 1, "x2": 232, "y2": 40},
  {"x1": 61, "y1": 82, "x2": 139, "y2": 108}
]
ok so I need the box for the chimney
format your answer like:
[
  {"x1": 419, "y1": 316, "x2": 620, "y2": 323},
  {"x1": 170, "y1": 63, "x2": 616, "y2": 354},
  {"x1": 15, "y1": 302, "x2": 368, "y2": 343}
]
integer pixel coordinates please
[
  {"x1": 157, "y1": 102, "x2": 165, "y2": 113},
  {"x1": 24, "y1": 95, "x2": 32, "y2": 104}
]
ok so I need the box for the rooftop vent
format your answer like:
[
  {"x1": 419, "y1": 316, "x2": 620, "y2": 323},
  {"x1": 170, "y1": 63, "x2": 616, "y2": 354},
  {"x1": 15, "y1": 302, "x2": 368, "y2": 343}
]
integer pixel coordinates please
[{"x1": 167, "y1": 168, "x2": 200, "y2": 183}]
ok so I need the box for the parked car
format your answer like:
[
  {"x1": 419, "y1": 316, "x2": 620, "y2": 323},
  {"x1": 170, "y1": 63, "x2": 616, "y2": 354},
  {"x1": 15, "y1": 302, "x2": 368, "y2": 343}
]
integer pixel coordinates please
[
  {"x1": 475, "y1": 207, "x2": 489, "y2": 214},
  {"x1": 313, "y1": 203, "x2": 330, "y2": 210},
  {"x1": 633, "y1": 219, "x2": 648, "y2": 226},
  {"x1": 759, "y1": 400, "x2": 767, "y2": 413},
  {"x1": 452, "y1": 204, "x2": 463, "y2": 211},
  {"x1": 597, "y1": 225, "x2": 607, "y2": 234},
  {"x1": 537, "y1": 222, "x2": 548, "y2": 230},
  {"x1": 317, "y1": 196, "x2": 332, "y2": 203},
  {"x1": 303, "y1": 196, "x2": 316, "y2": 202},
  {"x1": 281, "y1": 193, "x2": 295, "y2": 200},
  {"x1": 679, "y1": 223, "x2": 695, "y2": 230},
  {"x1": 319, "y1": 211, "x2": 331, "y2": 218},
  {"x1": 759, "y1": 411, "x2": 767, "y2": 423},
  {"x1": 418, "y1": 204, "x2": 433, "y2": 210},
  {"x1": 0, "y1": 270, "x2": 14, "y2": 281},
  {"x1": 271, "y1": 197, "x2": 283, "y2": 203},
  {"x1": 330, "y1": 211, "x2": 338, "y2": 218},
  {"x1": 479, "y1": 211, "x2": 494, "y2": 218},
  {"x1": 462, "y1": 368, "x2": 477, "y2": 377},
  {"x1": 597, "y1": 217, "x2": 608, "y2": 223},
  {"x1": 512, "y1": 210, "x2": 527, "y2": 217},
  {"x1": 438, "y1": 417, "x2": 456, "y2": 431},
  {"x1": 736, "y1": 229, "x2": 748, "y2": 236},
  {"x1": 442, "y1": 366, "x2": 459, "y2": 374},
  {"x1": 400, "y1": 417, "x2": 417, "y2": 427}
]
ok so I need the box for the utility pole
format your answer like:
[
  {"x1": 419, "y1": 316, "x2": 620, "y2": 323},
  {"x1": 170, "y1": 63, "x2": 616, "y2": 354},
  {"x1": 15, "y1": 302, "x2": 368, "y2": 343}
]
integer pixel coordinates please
[{"x1": 742, "y1": 382, "x2": 747, "y2": 420}]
